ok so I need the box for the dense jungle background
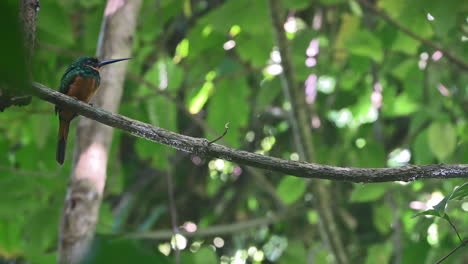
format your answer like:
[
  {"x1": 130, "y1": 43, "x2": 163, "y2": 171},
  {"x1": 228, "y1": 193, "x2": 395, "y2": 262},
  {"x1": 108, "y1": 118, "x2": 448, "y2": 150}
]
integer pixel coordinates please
[{"x1": 1, "y1": 0, "x2": 468, "y2": 263}]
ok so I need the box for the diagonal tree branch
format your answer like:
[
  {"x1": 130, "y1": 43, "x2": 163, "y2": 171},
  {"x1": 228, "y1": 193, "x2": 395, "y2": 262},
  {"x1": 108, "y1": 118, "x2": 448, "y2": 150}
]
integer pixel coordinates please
[
  {"x1": 33, "y1": 82, "x2": 468, "y2": 183},
  {"x1": 359, "y1": 0, "x2": 468, "y2": 71}
]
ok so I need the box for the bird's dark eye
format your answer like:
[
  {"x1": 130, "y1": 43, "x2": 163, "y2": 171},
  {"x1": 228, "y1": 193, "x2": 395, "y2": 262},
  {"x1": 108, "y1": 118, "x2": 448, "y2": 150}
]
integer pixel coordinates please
[{"x1": 88, "y1": 58, "x2": 98, "y2": 67}]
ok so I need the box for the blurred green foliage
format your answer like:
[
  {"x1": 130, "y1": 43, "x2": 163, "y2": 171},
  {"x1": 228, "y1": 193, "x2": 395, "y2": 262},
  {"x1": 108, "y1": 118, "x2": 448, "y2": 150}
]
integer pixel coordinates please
[{"x1": 1, "y1": 0, "x2": 468, "y2": 263}]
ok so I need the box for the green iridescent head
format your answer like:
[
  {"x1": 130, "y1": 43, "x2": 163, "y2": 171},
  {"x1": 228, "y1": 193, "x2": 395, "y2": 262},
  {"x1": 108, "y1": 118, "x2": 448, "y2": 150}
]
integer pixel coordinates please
[{"x1": 57, "y1": 56, "x2": 131, "y2": 110}]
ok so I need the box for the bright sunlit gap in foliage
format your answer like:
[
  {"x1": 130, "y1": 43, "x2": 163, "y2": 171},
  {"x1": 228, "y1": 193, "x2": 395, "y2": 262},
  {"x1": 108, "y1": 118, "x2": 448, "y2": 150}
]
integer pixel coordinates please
[
  {"x1": 437, "y1": 83, "x2": 451, "y2": 97},
  {"x1": 328, "y1": 105, "x2": 378, "y2": 128},
  {"x1": 214, "y1": 159, "x2": 225, "y2": 170},
  {"x1": 371, "y1": 82, "x2": 383, "y2": 109},
  {"x1": 232, "y1": 249, "x2": 249, "y2": 264},
  {"x1": 432, "y1": 51, "x2": 443, "y2": 61},
  {"x1": 311, "y1": 115, "x2": 321, "y2": 128},
  {"x1": 306, "y1": 39, "x2": 319, "y2": 57},
  {"x1": 159, "y1": 61, "x2": 168, "y2": 89},
  {"x1": 213, "y1": 237, "x2": 224, "y2": 248},
  {"x1": 305, "y1": 74, "x2": 317, "y2": 104},
  {"x1": 158, "y1": 243, "x2": 171, "y2": 256},
  {"x1": 317, "y1": 75, "x2": 336, "y2": 94},
  {"x1": 264, "y1": 49, "x2": 283, "y2": 76},
  {"x1": 427, "y1": 192, "x2": 445, "y2": 209},
  {"x1": 248, "y1": 247, "x2": 265, "y2": 262},
  {"x1": 290, "y1": 152, "x2": 299, "y2": 161},
  {"x1": 263, "y1": 235, "x2": 287, "y2": 261},
  {"x1": 283, "y1": 16, "x2": 306, "y2": 39},
  {"x1": 387, "y1": 148, "x2": 411, "y2": 167},
  {"x1": 410, "y1": 192, "x2": 444, "y2": 211},
  {"x1": 171, "y1": 233, "x2": 187, "y2": 250},
  {"x1": 426, "y1": 13, "x2": 435, "y2": 21},
  {"x1": 427, "y1": 223, "x2": 439, "y2": 245},
  {"x1": 223, "y1": 40, "x2": 236, "y2": 50},
  {"x1": 284, "y1": 16, "x2": 298, "y2": 33},
  {"x1": 328, "y1": 108, "x2": 352, "y2": 128},
  {"x1": 305, "y1": 38, "x2": 319, "y2": 68},
  {"x1": 419, "y1": 52, "x2": 429, "y2": 69},
  {"x1": 305, "y1": 57, "x2": 317, "y2": 67},
  {"x1": 462, "y1": 202, "x2": 468, "y2": 211},
  {"x1": 261, "y1": 136, "x2": 276, "y2": 152},
  {"x1": 190, "y1": 241, "x2": 203, "y2": 252},
  {"x1": 183, "y1": 221, "x2": 197, "y2": 233},
  {"x1": 355, "y1": 138, "x2": 366, "y2": 149},
  {"x1": 245, "y1": 131, "x2": 255, "y2": 142}
]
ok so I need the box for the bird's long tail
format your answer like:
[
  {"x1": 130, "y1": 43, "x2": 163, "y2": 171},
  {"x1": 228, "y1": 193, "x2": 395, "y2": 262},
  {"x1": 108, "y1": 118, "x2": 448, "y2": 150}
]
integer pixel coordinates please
[{"x1": 56, "y1": 118, "x2": 70, "y2": 165}]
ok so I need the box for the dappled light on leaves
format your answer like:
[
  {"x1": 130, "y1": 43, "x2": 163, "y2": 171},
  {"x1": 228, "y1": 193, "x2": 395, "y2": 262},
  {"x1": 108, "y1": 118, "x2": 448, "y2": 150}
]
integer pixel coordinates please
[{"x1": 3, "y1": 0, "x2": 468, "y2": 263}]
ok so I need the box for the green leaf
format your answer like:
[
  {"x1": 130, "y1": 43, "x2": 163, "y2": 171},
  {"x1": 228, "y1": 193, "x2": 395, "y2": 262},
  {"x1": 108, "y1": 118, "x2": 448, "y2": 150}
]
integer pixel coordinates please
[
  {"x1": 0, "y1": 218, "x2": 24, "y2": 258},
  {"x1": 0, "y1": 1, "x2": 29, "y2": 94},
  {"x1": 392, "y1": 59, "x2": 418, "y2": 81},
  {"x1": 96, "y1": 202, "x2": 114, "y2": 233},
  {"x1": 37, "y1": 1, "x2": 74, "y2": 46},
  {"x1": 434, "y1": 182, "x2": 468, "y2": 215},
  {"x1": 255, "y1": 77, "x2": 282, "y2": 112},
  {"x1": 281, "y1": 0, "x2": 311, "y2": 10},
  {"x1": 413, "y1": 130, "x2": 434, "y2": 164},
  {"x1": 334, "y1": 14, "x2": 360, "y2": 64},
  {"x1": 373, "y1": 204, "x2": 393, "y2": 234},
  {"x1": 202, "y1": 0, "x2": 271, "y2": 34},
  {"x1": 425, "y1": 0, "x2": 459, "y2": 38},
  {"x1": 365, "y1": 243, "x2": 392, "y2": 264},
  {"x1": 188, "y1": 81, "x2": 214, "y2": 114},
  {"x1": 391, "y1": 33, "x2": 420, "y2": 55},
  {"x1": 279, "y1": 241, "x2": 307, "y2": 264},
  {"x1": 207, "y1": 64, "x2": 250, "y2": 148},
  {"x1": 449, "y1": 182, "x2": 468, "y2": 201},
  {"x1": 276, "y1": 176, "x2": 306, "y2": 205},
  {"x1": 193, "y1": 247, "x2": 218, "y2": 264},
  {"x1": 414, "y1": 183, "x2": 468, "y2": 219},
  {"x1": 427, "y1": 122, "x2": 456, "y2": 161},
  {"x1": 382, "y1": 92, "x2": 419, "y2": 117},
  {"x1": 319, "y1": 0, "x2": 346, "y2": 4},
  {"x1": 143, "y1": 57, "x2": 184, "y2": 92},
  {"x1": 378, "y1": 0, "x2": 406, "y2": 17},
  {"x1": 350, "y1": 183, "x2": 391, "y2": 202},
  {"x1": 236, "y1": 32, "x2": 273, "y2": 67},
  {"x1": 175, "y1": 38, "x2": 190, "y2": 62},
  {"x1": 345, "y1": 30, "x2": 383, "y2": 62},
  {"x1": 82, "y1": 235, "x2": 172, "y2": 264}
]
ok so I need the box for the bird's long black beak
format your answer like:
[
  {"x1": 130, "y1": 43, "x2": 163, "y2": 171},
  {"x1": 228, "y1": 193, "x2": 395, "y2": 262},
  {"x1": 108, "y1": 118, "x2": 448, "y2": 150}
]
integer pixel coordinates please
[{"x1": 98, "y1": 58, "x2": 131, "y2": 67}]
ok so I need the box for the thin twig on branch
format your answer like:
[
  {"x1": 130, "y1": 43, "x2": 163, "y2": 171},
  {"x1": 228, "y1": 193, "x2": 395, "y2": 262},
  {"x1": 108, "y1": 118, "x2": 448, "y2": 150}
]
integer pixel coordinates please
[
  {"x1": 434, "y1": 239, "x2": 468, "y2": 264},
  {"x1": 33, "y1": 82, "x2": 468, "y2": 183}
]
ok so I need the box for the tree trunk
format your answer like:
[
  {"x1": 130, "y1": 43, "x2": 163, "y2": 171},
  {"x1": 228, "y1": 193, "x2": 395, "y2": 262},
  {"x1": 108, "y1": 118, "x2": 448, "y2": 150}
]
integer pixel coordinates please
[{"x1": 57, "y1": 0, "x2": 142, "y2": 263}]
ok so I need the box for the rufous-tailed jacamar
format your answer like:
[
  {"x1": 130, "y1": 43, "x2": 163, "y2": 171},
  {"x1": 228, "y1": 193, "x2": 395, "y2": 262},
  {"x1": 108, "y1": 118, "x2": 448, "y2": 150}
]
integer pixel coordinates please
[{"x1": 55, "y1": 56, "x2": 130, "y2": 165}]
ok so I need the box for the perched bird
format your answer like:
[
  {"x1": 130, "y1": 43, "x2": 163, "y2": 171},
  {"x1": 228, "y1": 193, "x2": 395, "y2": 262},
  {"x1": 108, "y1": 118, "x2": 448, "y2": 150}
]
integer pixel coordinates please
[{"x1": 55, "y1": 56, "x2": 130, "y2": 165}]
